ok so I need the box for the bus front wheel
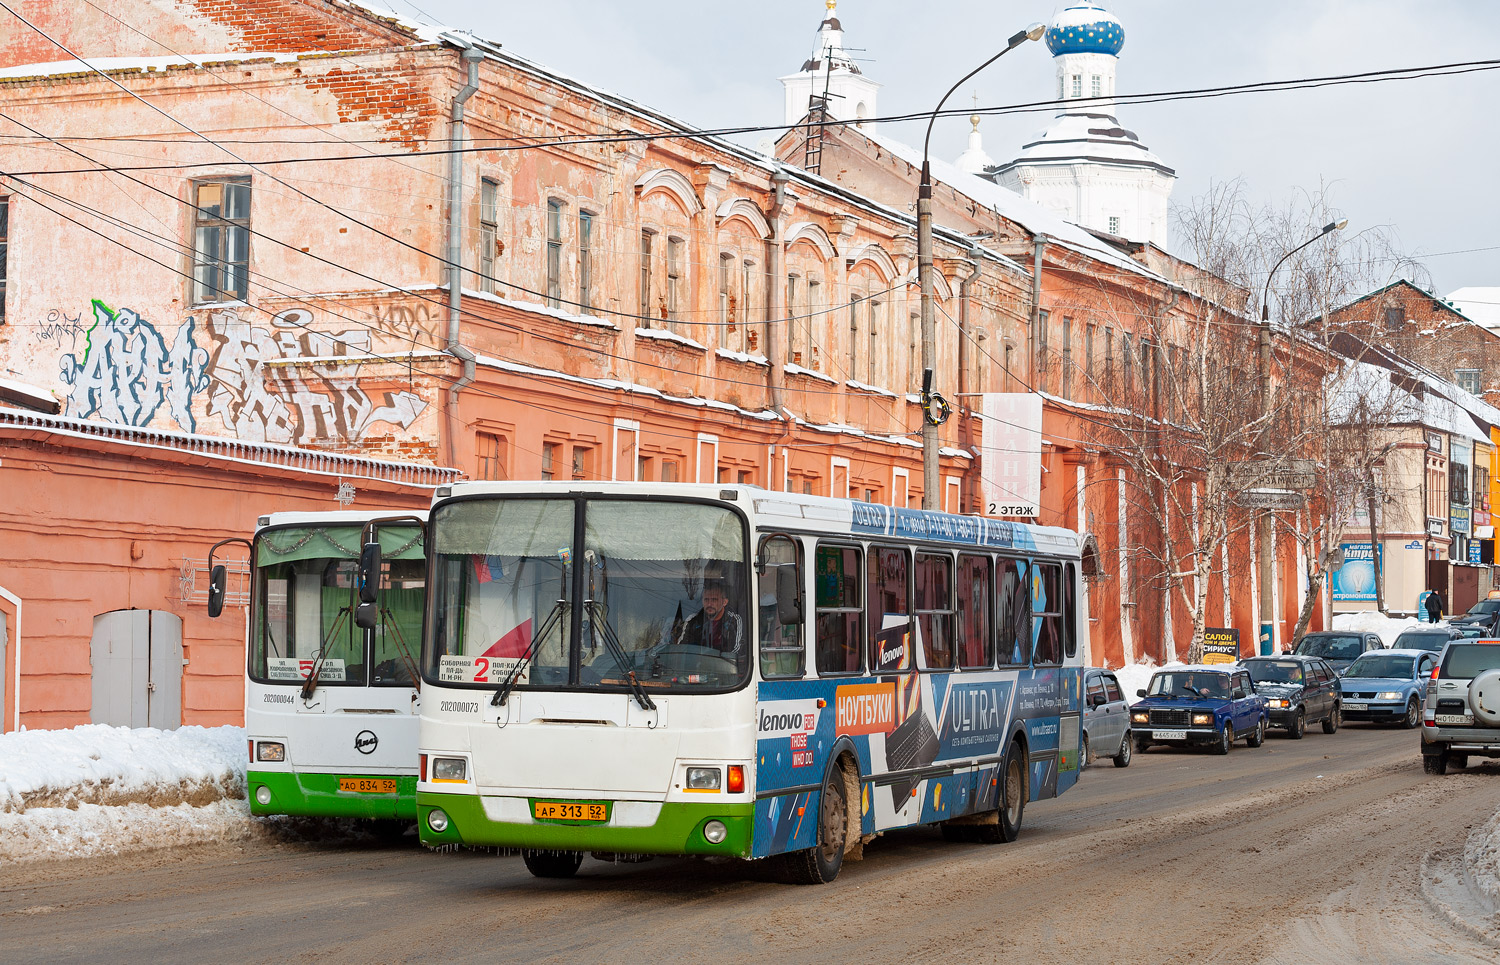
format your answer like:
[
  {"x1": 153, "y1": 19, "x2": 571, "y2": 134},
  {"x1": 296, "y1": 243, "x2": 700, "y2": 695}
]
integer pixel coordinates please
[
  {"x1": 522, "y1": 849, "x2": 584, "y2": 879},
  {"x1": 778, "y1": 764, "x2": 849, "y2": 884}
]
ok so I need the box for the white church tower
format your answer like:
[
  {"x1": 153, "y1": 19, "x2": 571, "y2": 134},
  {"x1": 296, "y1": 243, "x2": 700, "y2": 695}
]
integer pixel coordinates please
[
  {"x1": 989, "y1": 2, "x2": 1175, "y2": 246},
  {"x1": 780, "y1": 1, "x2": 880, "y2": 131}
]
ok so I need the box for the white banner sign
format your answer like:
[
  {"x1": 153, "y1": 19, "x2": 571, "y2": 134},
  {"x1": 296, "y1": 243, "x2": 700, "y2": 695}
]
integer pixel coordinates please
[{"x1": 979, "y1": 393, "x2": 1042, "y2": 517}]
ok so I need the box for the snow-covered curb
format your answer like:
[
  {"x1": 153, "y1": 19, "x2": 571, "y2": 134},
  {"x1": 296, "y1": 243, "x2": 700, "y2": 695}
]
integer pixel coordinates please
[
  {"x1": 0, "y1": 799, "x2": 259, "y2": 864},
  {"x1": 0, "y1": 724, "x2": 247, "y2": 812},
  {"x1": 1468, "y1": 807, "x2": 1500, "y2": 912}
]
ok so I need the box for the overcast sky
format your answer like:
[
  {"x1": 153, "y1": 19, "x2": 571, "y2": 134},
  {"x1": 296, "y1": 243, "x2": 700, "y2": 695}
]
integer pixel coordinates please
[{"x1": 365, "y1": 1, "x2": 1498, "y2": 297}]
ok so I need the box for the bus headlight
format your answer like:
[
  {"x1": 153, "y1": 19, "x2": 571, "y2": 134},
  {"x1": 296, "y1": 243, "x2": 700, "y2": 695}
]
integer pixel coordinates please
[
  {"x1": 686, "y1": 767, "x2": 722, "y2": 791},
  {"x1": 257, "y1": 742, "x2": 285, "y2": 762},
  {"x1": 254, "y1": 785, "x2": 272, "y2": 806},
  {"x1": 703, "y1": 820, "x2": 728, "y2": 844},
  {"x1": 432, "y1": 758, "x2": 467, "y2": 782},
  {"x1": 428, "y1": 808, "x2": 450, "y2": 833}
]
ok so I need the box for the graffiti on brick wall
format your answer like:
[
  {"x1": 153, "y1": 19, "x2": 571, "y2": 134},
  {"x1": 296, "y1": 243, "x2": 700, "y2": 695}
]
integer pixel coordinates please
[
  {"x1": 59, "y1": 299, "x2": 209, "y2": 431},
  {"x1": 49, "y1": 301, "x2": 427, "y2": 445},
  {"x1": 204, "y1": 307, "x2": 427, "y2": 446}
]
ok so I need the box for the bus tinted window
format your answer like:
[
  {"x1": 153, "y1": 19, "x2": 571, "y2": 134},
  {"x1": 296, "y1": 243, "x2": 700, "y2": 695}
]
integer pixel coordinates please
[
  {"x1": 915, "y1": 553, "x2": 954, "y2": 670},
  {"x1": 1034, "y1": 563, "x2": 1062, "y2": 665},
  {"x1": 815, "y1": 544, "x2": 862, "y2": 675},
  {"x1": 997, "y1": 559, "x2": 1030, "y2": 666},
  {"x1": 758, "y1": 535, "x2": 804, "y2": 679},
  {"x1": 1062, "y1": 563, "x2": 1077, "y2": 659},
  {"x1": 956, "y1": 554, "x2": 992, "y2": 669},
  {"x1": 869, "y1": 547, "x2": 911, "y2": 673}
]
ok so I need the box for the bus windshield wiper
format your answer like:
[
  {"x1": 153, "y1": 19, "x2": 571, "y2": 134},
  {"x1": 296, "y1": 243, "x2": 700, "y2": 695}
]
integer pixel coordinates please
[
  {"x1": 301, "y1": 604, "x2": 353, "y2": 701},
  {"x1": 492, "y1": 597, "x2": 566, "y2": 707},
  {"x1": 581, "y1": 550, "x2": 654, "y2": 711}
]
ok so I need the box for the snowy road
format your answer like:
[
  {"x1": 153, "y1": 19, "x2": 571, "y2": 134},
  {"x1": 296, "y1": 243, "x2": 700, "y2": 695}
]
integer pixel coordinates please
[{"x1": 3, "y1": 724, "x2": 1497, "y2": 964}]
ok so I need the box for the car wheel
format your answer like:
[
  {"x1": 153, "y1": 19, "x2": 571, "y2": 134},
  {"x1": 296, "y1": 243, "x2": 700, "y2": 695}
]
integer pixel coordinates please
[
  {"x1": 1213, "y1": 725, "x2": 1232, "y2": 755},
  {"x1": 1288, "y1": 710, "x2": 1305, "y2": 740},
  {"x1": 522, "y1": 849, "x2": 584, "y2": 879},
  {"x1": 1113, "y1": 732, "x2": 1132, "y2": 768},
  {"x1": 1322, "y1": 704, "x2": 1341, "y2": 734},
  {"x1": 1080, "y1": 733, "x2": 1090, "y2": 770},
  {"x1": 1247, "y1": 717, "x2": 1266, "y2": 747},
  {"x1": 1403, "y1": 698, "x2": 1421, "y2": 730},
  {"x1": 1423, "y1": 751, "x2": 1448, "y2": 776}
]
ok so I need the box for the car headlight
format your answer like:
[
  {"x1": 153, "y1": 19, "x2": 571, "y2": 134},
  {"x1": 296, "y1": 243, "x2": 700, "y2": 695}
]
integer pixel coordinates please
[
  {"x1": 1270, "y1": 699, "x2": 1289, "y2": 709},
  {"x1": 432, "y1": 757, "x2": 467, "y2": 782},
  {"x1": 1376, "y1": 691, "x2": 1403, "y2": 700},
  {"x1": 1131, "y1": 710, "x2": 1149, "y2": 724},
  {"x1": 1191, "y1": 712, "x2": 1213, "y2": 726},
  {"x1": 256, "y1": 741, "x2": 285, "y2": 762},
  {"x1": 686, "y1": 766, "x2": 722, "y2": 791}
]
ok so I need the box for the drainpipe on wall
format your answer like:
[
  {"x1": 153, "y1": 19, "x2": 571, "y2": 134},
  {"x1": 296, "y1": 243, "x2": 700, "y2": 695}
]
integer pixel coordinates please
[
  {"x1": 957, "y1": 249, "x2": 983, "y2": 512},
  {"x1": 444, "y1": 44, "x2": 484, "y2": 469},
  {"x1": 1030, "y1": 234, "x2": 1046, "y2": 387}
]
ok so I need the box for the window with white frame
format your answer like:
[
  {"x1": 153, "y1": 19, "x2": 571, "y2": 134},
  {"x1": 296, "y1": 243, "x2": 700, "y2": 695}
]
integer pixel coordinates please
[
  {"x1": 577, "y1": 210, "x2": 594, "y2": 313},
  {"x1": 1456, "y1": 369, "x2": 1481, "y2": 395},
  {"x1": 1071, "y1": 74, "x2": 1082, "y2": 97},
  {"x1": 639, "y1": 229, "x2": 654, "y2": 322},
  {"x1": 480, "y1": 178, "x2": 499, "y2": 294},
  {"x1": 786, "y1": 273, "x2": 800, "y2": 363},
  {"x1": 1091, "y1": 75, "x2": 1102, "y2": 98},
  {"x1": 666, "y1": 237, "x2": 684, "y2": 325},
  {"x1": 1108, "y1": 215, "x2": 1121, "y2": 235},
  {"x1": 545, "y1": 199, "x2": 563, "y2": 309}
]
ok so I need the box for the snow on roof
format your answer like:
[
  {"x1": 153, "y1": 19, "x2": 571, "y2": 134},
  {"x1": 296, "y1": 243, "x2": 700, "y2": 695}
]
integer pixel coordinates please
[
  {"x1": 1446, "y1": 287, "x2": 1500, "y2": 330},
  {"x1": 0, "y1": 52, "x2": 305, "y2": 82},
  {"x1": 852, "y1": 126, "x2": 1171, "y2": 283},
  {"x1": 0, "y1": 375, "x2": 57, "y2": 408}
]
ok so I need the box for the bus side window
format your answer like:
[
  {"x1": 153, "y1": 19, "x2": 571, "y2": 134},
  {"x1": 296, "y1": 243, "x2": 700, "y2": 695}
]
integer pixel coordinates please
[
  {"x1": 957, "y1": 554, "x2": 993, "y2": 670},
  {"x1": 1062, "y1": 562, "x2": 1077, "y2": 659},
  {"x1": 1034, "y1": 562, "x2": 1062, "y2": 665},
  {"x1": 997, "y1": 558, "x2": 1030, "y2": 666},
  {"x1": 758, "y1": 535, "x2": 804, "y2": 679},
  {"x1": 814, "y1": 543, "x2": 863, "y2": 675},
  {"x1": 868, "y1": 546, "x2": 911, "y2": 673},
  {"x1": 916, "y1": 553, "x2": 954, "y2": 670}
]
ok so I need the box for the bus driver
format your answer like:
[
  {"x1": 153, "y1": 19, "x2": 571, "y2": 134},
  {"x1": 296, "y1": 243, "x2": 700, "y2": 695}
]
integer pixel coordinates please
[{"x1": 674, "y1": 582, "x2": 745, "y2": 656}]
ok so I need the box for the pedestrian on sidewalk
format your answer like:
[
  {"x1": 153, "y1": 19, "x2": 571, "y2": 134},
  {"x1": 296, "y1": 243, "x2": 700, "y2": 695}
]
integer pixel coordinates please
[{"x1": 1425, "y1": 589, "x2": 1444, "y2": 623}]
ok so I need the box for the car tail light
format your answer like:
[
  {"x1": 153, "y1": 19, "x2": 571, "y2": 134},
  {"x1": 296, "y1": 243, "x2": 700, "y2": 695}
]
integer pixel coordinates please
[
  {"x1": 1431, "y1": 665, "x2": 1441, "y2": 680},
  {"x1": 727, "y1": 765, "x2": 745, "y2": 794}
]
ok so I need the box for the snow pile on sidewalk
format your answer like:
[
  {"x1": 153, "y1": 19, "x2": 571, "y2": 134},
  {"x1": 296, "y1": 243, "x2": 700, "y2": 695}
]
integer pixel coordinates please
[
  {"x1": 1467, "y1": 806, "x2": 1500, "y2": 912},
  {"x1": 1114, "y1": 661, "x2": 1172, "y2": 701},
  {"x1": 0, "y1": 724, "x2": 255, "y2": 864},
  {"x1": 1332, "y1": 611, "x2": 1422, "y2": 647}
]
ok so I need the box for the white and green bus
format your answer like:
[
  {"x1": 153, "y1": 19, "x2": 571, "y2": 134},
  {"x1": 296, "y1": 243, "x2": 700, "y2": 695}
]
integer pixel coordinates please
[
  {"x1": 381, "y1": 482, "x2": 1085, "y2": 883},
  {"x1": 210, "y1": 511, "x2": 426, "y2": 822}
]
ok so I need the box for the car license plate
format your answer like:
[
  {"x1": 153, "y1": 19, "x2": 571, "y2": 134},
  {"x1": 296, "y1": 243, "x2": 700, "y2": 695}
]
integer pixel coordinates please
[
  {"x1": 338, "y1": 777, "x2": 397, "y2": 794},
  {"x1": 533, "y1": 801, "x2": 609, "y2": 822},
  {"x1": 1344, "y1": 702, "x2": 1368, "y2": 711},
  {"x1": 1152, "y1": 729, "x2": 1187, "y2": 740},
  {"x1": 1435, "y1": 714, "x2": 1474, "y2": 725}
]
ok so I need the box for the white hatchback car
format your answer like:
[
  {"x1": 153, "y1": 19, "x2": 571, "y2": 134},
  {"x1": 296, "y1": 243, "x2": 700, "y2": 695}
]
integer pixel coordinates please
[{"x1": 1420, "y1": 641, "x2": 1500, "y2": 774}]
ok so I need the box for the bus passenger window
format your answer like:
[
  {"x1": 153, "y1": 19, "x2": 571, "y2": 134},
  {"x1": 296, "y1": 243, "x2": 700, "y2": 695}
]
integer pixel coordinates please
[
  {"x1": 915, "y1": 554, "x2": 954, "y2": 670},
  {"x1": 997, "y1": 559, "x2": 1030, "y2": 666},
  {"x1": 814, "y1": 544, "x2": 862, "y2": 675},
  {"x1": 759, "y1": 535, "x2": 804, "y2": 679},
  {"x1": 1063, "y1": 563, "x2": 1077, "y2": 659},
  {"x1": 868, "y1": 547, "x2": 911, "y2": 673},
  {"x1": 957, "y1": 554, "x2": 992, "y2": 669},
  {"x1": 1034, "y1": 562, "x2": 1062, "y2": 665}
]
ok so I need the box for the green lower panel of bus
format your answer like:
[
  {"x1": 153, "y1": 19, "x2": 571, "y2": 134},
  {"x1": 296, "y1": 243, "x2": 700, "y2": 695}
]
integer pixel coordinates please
[
  {"x1": 417, "y1": 791, "x2": 754, "y2": 857},
  {"x1": 247, "y1": 770, "x2": 417, "y2": 820}
]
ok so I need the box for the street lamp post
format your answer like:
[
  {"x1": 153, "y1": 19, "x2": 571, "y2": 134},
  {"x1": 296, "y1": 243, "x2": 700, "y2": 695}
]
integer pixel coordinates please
[
  {"x1": 1255, "y1": 218, "x2": 1347, "y2": 652},
  {"x1": 917, "y1": 23, "x2": 1045, "y2": 510}
]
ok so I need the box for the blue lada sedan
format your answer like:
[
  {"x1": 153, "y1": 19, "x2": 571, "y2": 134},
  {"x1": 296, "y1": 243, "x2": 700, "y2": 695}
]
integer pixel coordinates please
[{"x1": 1130, "y1": 665, "x2": 1269, "y2": 755}]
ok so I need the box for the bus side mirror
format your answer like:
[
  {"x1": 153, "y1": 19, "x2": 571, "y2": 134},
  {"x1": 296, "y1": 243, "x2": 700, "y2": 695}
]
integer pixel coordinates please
[
  {"x1": 207, "y1": 564, "x2": 227, "y2": 619},
  {"x1": 775, "y1": 565, "x2": 802, "y2": 625},
  {"x1": 355, "y1": 601, "x2": 377, "y2": 631},
  {"x1": 358, "y1": 542, "x2": 381, "y2": 605}
]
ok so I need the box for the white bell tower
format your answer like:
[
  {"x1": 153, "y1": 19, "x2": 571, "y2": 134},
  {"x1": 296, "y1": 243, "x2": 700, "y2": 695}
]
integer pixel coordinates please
[{"x1": 779, "y1": 1, "x2": 880, "y2": 131}]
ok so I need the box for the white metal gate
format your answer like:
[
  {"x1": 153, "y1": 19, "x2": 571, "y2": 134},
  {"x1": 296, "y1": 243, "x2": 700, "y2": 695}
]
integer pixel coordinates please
[{"x1": 90, "y1": 609, "x2": 183, "y2": 729}]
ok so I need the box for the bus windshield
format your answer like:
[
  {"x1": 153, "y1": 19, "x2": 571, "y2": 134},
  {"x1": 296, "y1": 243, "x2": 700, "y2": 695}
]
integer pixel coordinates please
[
  {"x1": 428, "y1": 497, "x2": 750, "y2": 693},
  {"x1": 252, "y1": 524, "x2": 425, "y2": 687}
]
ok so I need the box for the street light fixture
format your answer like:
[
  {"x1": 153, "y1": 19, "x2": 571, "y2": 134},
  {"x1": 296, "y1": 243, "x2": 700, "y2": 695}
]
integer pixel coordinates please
[{"x1": 917, "y1": 22, "x2": 1045, "y2": 510}]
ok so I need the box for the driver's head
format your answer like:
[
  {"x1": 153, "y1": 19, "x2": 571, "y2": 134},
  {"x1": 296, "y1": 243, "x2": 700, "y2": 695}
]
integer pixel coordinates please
[{"x1": 702, "y1": 583, "x2": 729, "y2": 619}]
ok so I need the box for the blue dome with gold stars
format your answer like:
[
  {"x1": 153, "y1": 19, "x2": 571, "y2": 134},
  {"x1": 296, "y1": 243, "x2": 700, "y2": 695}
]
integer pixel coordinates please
[{"x1": 1045, "y1": 3, "x2": 1124, "y2": 57}]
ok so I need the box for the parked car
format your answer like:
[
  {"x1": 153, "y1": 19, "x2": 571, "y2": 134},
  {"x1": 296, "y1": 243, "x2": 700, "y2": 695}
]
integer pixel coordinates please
[
  {"x1": 1393, "y1": 626, "x2": 1466, "y2": 653},
  {"x1": 1082, "y1": 668, "x2": 1133, "y2": 767},
  {"x1": 1420, "y1": 640, "x2": 1500, "y2": 774},
  {"x1": 1130, "y1": 665, "x2": 1268, "y2": 755},
  {"x1": 1291, "y1": 631, "x2": 1383, "y2": 673},
  {"x1": 1339, "y1": 648, "x2": 1437, "y2": 728},
  {"x1": 1450, "y1": 624, "x2": 1488, "y2": 639},
  {"x1": 1240, "y1": 655, "x2": 1342, "y2": 738},
  {"x1": 1447, "y1": 599, "x2": 1500, "y2": 635}
]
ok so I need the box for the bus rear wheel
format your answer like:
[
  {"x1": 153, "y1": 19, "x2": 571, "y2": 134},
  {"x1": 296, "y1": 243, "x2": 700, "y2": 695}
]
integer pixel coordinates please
[
  {"x1": 522, "y1": 849, "x2": 584, "y2": 879},
  {"x1": 967, "y1": 741, "x2": 1027, "y2": 844},
  {"x1": 778, "y1": 764, "x2": 849, "y2": 885}
]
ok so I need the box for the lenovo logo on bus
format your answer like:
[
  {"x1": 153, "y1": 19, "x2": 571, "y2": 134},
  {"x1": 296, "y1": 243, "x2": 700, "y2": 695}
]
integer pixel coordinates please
[{"x1": 835, "y1": 683, "x2": 896, "y2": 736}]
